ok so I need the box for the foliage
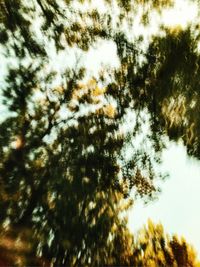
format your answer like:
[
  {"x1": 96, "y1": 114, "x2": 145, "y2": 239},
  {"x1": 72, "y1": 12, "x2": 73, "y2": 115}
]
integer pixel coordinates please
[
  {"x1": 132, "y1": 220, "x2": 200, "y2": 267},
  {"x1": 0, "y1": 0, "x2": 200, "y2": 266},
  {"x1": 144, "y1": 26, "x2": 200, "y2": 159}
]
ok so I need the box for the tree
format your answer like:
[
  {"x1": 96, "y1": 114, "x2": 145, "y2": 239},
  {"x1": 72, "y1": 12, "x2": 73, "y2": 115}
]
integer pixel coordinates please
[
  {"x1": 147, "y1": 26, "x2": 200, "y2": 159},
  {"x1": 0, "y1": 0, "x2": 200, "y2": 266},
  {"x1": 132, "y1": 220, "x2": 200, "y2": 267}
]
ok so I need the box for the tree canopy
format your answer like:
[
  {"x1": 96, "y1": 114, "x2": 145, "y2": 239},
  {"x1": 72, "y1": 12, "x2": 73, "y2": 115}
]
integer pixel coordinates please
[
  {"x1": 0, "y1": 0, "x2": 200, "y2": 266},
  {"x1": 132, "y1": 220, "x2": 200, "y2": 267}
]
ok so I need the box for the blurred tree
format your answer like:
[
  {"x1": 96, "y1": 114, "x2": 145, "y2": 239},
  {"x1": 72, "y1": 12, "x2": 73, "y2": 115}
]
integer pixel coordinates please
[
  {"x1": 121, "y1": 24, "x2": 200, "y2": 159},
  {"x1": 1, "y1": 0, "x2": 200, "y2": 266},
  {"x1": 146, "y1": 26, "x2": 200, "y2": 159},
  {"x1": 132, "y1": 220, "x2": 200, "y2": 267}
]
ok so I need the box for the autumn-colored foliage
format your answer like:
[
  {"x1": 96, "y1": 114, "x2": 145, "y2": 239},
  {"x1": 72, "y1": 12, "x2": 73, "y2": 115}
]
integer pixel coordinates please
[{"x1": 1, "y1": 0, "x2": 200, "y2": 266}]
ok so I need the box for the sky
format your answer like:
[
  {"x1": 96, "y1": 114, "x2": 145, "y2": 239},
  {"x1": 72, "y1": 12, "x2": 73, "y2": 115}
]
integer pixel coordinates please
[
  {"x1": 162, "y1": 0, "x2": 198, "y2": 28},
  {"x1": 128, "y1": 141, "x2": 200, "y2": 256}
]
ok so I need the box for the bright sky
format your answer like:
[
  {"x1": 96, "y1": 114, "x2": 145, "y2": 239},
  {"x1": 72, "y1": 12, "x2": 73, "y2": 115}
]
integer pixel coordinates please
[
  {"x1": 162, "y1": 0, "x2": 198, "y2": 28},
  {"x1": 128, "y1": 142, "x2": 200, "y2": 256}
]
